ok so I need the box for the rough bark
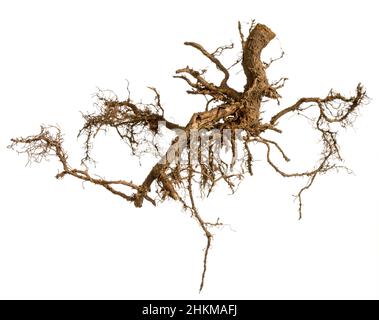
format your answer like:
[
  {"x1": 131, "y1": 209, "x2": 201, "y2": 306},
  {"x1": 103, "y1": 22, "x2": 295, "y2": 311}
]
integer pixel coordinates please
[{"x1": 242, "y1": 23, "x2": 276, "y2": 90}]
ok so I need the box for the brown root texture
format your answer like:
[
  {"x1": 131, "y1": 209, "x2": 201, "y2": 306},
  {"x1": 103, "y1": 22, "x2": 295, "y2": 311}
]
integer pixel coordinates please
[{"x1": 9, "y1": 21, "x2": 367, "y2": 292}]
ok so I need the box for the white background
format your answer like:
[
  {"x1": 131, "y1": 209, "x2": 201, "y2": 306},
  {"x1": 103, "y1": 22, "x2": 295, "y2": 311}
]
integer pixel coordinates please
[{"x1": 0, "y1": 0, "x2": 378, "y2": 299}]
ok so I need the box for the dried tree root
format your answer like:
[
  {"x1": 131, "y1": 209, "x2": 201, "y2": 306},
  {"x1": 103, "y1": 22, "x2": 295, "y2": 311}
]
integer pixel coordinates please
[{"x1": 9, "y1": 21, "x2": 367, "y2": 292}]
